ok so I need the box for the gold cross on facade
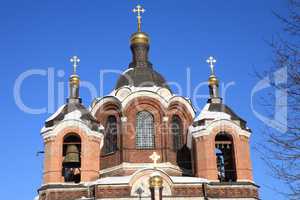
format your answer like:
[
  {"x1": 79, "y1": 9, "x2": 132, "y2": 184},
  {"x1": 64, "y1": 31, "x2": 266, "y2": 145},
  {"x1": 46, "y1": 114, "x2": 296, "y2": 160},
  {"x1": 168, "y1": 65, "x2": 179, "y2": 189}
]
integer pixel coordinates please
[
  {"x1": 70, "y1": 56, "x2": 80, "y2": 75},
  {"x1": 206, "y1": 56, "x2": 217, "y2": 75},
  {"x1": 133, "y1": 4, "x2": 145, "y2": 32},
  {"x1": 149, "y1": 152, "x2": 160, "y2": 167}
]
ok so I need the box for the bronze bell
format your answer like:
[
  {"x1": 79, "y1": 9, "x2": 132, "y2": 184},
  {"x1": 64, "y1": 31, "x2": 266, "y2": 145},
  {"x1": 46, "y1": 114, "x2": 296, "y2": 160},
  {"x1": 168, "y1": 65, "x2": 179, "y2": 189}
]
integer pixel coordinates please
[{"x1": 63, "y1": 144, "x2": 81, "y2": 168}]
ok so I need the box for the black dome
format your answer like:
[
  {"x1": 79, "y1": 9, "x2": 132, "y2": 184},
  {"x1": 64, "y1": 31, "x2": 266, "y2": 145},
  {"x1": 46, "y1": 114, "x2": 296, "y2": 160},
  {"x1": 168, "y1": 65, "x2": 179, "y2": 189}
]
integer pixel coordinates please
[{"x1": 115, "y1": 66, "x2": 170, "y2": 90}]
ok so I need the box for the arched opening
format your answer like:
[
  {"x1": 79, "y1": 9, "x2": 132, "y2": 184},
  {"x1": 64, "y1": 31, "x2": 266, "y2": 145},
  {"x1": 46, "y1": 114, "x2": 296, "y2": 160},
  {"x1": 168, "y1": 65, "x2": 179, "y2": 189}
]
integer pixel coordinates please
[
  {"x1": 62, "y1": 134, "x2": 81, "y2": 183},
  {"x1": 215, "y1": 132, "x2": 237, "y2": 182},
  {"x1": 136, "y1": 111, "x2": 155, "y2": 149},
  {"x1": 104, "y1": 115, "x2": 118, "y2": 154},
  {"x1": 176, "y1": 145, "x2": 192, "y2": 176},
  {"x1": 171, "y1": 115, "x2": 183, "y2": 151}
]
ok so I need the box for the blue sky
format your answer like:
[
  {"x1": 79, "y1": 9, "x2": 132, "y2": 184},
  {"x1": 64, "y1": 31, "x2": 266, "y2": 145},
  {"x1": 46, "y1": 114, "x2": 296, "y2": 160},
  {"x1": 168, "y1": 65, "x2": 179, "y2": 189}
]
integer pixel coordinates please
[{"x1": 0, "y1": 0, "x2": 290, "y2": 199}]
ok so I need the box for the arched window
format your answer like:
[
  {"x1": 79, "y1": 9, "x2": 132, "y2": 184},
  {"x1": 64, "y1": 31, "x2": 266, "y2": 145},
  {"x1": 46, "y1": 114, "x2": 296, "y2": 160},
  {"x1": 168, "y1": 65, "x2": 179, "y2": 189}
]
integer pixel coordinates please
[
  {"x1": 136, "y1": 111, "x2": 155, "y2": 149},
  {"x1": 62, "y1": 134, "x2": 81, "y2": 183},
  {"x1": 215, "y1": 132, "x2": 237, "y2": 182},
  {"x1": 104, "y1": 115, "x2": 118, "y2": 154},
  {"x1": 171, "y1": 115, "x2": 183, "y2": 151}
]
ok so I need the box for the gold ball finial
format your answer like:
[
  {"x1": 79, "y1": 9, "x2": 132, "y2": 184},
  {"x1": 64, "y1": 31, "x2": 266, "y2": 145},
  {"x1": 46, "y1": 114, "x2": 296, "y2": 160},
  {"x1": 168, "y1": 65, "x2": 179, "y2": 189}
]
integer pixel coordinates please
[
  {"x1": 130, "y1": 32, "x2": 150, "y2": 45},
  {"x1": 69, "y1": 74, "x2": 80, "y2": 86},
  {"x1": 149, "y1": 174, "x2": 163, "y2": 188},
  {"x1": 208, "y1": 75, "x2": 219, "y2": 86}
]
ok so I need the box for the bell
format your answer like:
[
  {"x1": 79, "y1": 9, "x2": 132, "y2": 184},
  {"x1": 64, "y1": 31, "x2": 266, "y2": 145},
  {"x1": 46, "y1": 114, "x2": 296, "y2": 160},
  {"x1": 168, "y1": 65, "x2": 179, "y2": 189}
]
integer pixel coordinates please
[{"x1": 63, "y1": 144, "x2": 80, "y2": 168}]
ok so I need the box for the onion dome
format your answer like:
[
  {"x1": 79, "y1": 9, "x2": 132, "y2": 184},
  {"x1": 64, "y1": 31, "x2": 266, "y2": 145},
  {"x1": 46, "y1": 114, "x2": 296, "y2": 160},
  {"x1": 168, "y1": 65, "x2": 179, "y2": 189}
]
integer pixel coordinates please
[{"x1": 115, "y1": 5, "x2": 171, "y2": 91}]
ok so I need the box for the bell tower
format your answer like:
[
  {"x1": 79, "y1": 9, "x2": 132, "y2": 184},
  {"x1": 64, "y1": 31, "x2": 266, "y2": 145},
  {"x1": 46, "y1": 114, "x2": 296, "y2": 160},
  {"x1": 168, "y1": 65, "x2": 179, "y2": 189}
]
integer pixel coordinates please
[
  {"x1": 41, "y1": 56, "x2": 104, "y2": 184},
  {"x1": 189, "y1": 57, "x2": 253, "y2": 182}
]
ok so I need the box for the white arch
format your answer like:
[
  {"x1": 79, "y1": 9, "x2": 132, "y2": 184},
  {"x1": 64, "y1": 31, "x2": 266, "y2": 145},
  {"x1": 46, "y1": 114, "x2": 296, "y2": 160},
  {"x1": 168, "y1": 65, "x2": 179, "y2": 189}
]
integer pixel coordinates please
[
  {"x1": 92, "y1": 89, "x2": 196, "y2": 121},
  {"x1": 91, "y1": 96, "x2": 122, "y2": 116},
  {"x1": 187, "y1": 119, "x2": 251, "y2": 148},
  {"x1": 41, "y1": 119, "x2": 104, "y2": 140}
]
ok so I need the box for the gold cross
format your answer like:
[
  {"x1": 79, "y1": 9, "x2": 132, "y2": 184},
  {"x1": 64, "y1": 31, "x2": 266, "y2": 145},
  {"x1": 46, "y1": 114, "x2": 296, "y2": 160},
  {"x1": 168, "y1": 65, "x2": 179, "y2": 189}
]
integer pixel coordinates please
[
  {"x1": 70, "y1": 56, "x2": 80, "y2": 75},
  {"x1": 133, "y1": 4, "x2": 145, "y2": 32},
  {"x1": 206, "y1": 56, "x2": 217, "y2": 75},
  {"x1": 149, "y1": 152, "x2": 160, "y2": 167}
]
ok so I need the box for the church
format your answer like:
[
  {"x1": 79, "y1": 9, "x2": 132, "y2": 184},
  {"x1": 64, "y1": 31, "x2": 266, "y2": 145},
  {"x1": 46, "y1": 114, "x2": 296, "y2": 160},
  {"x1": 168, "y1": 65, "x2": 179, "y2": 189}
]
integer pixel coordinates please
[{"x1": 37, "y1": 5, "x2": 259, "y2": 200}]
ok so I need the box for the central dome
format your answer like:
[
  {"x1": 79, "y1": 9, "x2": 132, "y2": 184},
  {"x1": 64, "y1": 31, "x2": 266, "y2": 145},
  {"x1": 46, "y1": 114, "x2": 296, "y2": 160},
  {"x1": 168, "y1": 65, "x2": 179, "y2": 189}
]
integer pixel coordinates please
[
  {"x1": 115, "y1": 66, "x2": 170, "y2": 90},
  {"x1": 115, "y1": 32, "x2": 170, "y2": 91}
]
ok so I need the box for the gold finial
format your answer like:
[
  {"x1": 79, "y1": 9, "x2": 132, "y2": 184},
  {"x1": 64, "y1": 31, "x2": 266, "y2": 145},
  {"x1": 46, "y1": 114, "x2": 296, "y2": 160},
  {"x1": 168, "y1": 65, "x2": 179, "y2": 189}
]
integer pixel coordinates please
[
  {"x1": 133, "y1": 4, "x2": 145, "y2": 32},
  {"x1": 149, "y1": 152, "x2": 160, "y2": 167},
  {"x1": 206, "y1": 56, "x2": 217, "y2": 76},
  {"x1": 70, "y1": 56, "x2": 80, "y2": 75},
  {"x1": 149, "y1": 174, "x2": 163, "y2": 188}
]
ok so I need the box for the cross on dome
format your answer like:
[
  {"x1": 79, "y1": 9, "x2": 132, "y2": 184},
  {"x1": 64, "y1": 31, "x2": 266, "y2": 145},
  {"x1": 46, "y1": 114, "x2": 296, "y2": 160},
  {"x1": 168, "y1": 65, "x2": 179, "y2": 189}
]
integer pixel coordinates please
[
  {"x1": 70, "y1": 56, "x2": 80, "y2": 75},
  {"x1": 133, "y1": 4, "x2": 145, "y2": 32},
  {"x1": 206, "y1": 56, "x2": 217, "y2": 76},
  {"x1": 149, "y1": 152, "x2": 160, "y2": 167}
]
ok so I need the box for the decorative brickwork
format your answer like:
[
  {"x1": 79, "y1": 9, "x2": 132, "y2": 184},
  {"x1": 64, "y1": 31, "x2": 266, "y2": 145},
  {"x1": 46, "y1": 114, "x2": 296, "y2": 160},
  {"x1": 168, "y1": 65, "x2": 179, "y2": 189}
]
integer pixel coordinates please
[
  {"x1": 172, "y1": 186, "x2": 203, "y2": 197},
  {"x1": 96, "y1": 186, "x2": 131, "y2": 198}
]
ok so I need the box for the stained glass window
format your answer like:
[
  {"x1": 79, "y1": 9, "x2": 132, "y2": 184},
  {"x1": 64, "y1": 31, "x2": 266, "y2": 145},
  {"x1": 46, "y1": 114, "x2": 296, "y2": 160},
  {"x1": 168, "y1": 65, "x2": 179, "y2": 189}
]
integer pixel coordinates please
[{"x1": 136, "y1": 111, "x2": 155, "y2": 149}]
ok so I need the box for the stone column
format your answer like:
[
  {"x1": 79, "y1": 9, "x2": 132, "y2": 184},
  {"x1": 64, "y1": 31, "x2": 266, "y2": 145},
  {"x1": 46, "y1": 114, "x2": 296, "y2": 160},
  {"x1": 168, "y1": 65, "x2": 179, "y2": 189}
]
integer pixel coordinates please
[
  {"x1": 121, "y1": 117, "x2": 127, "y2": 162},
  {"x1": 162, "y1": 116, "x2": 169, "y2": 162}
]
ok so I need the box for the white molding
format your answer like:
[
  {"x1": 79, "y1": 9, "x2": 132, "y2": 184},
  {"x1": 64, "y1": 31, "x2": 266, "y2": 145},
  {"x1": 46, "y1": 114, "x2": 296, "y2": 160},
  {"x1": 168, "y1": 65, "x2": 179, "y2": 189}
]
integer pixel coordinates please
[
  {"x1": 187, "y1": 119, "x2": 251, "y2": 149},
  {"x1": 236, "y1": 179, "x2": 256, "y2": 184},
  {"x1": 91, "y1": 96, "x2": 122, "y2": 116},
  {"x1": 121, "y1": 90, "x2": 169, "y2": 108},
  {"x1": 121, "y1": 117, "x2": 128, "y2": 122},
  {"x1": 99, "y1": 162, "x2": 182, "y2": 175},
  {"x1": 163, "y1": 116, "x2": 169, "y2": 122},
  {"x1": 91, "y1": 88, "x2": 196, "y2": 120},
  {"x1": 41, "y1": 119, "x2": 104, "y2": 140}
]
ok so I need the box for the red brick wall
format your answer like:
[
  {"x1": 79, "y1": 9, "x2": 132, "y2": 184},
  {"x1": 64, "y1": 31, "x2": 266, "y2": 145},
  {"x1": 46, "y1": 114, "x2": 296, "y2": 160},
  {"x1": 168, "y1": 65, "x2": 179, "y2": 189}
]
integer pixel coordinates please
[
  {"x1": 95, "y1": 97, "x2": 194, "y2": 175},
  {"x1": 38, "y1": 184, "x2": 259, "y2": 200},
  {"x1": 43, "y1": 127, "x2": 102, "y2": 184},
  {"x1": 193, "y1": 124, "x2": 253, "y2": 181}
]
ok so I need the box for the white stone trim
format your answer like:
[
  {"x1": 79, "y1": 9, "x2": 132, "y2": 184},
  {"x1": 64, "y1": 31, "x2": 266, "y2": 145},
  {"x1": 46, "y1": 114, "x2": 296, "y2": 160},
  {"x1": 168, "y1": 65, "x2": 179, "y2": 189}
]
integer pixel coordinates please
[
  {"x1": 121, "y1": 117, "x2": 128, "y2": 122},
  {"x1": 93, "y1": 169, "x2": 208, "y2": 186},
  {"x1": 121, "y1": 90, "x2": 169, "y2": 108},
  {"x1": 99, "y1": 162, "x2": 182, "y2": 175},
  {"x1": 195, "y1": 103, "x2": 231, "y2": 122},
  {"x1": 91, "y1": 96, "x2": 122, "y2": 116},
  {"x1": 187, "y1": 119, "x2": 251, "y2": 149},
  {"x1": 41, "y1": 119, "x2": 104, "y2": 140},
  {"x1": 163, "y1": 116, "x2": 169, "y2": 122},
  {"x1": 45, "y1": 104, "x2": 66, "y2": 123},
  {"x1": 91, "y1": 89, "x2": 196, "y2": 120},
  {"x1": 236, "y1": 179, "x2": 256, "y2": 184},
  {"x1": 168, "y1": 96, "x2": 196, "y2": 117}
]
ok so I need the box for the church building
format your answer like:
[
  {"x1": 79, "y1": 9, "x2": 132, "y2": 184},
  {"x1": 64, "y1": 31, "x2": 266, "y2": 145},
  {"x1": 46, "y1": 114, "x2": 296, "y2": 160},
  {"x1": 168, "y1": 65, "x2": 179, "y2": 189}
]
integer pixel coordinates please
[{"x1": 37, "y1": 5, "x2": 259, "y2": 200}]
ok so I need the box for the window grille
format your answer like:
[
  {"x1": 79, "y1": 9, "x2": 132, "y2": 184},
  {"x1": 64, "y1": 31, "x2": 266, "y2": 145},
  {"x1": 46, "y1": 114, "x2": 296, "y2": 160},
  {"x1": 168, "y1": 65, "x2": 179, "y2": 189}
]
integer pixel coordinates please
[{"x1": 136, "y1": 111, "x2": 155, "y2": 149}]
